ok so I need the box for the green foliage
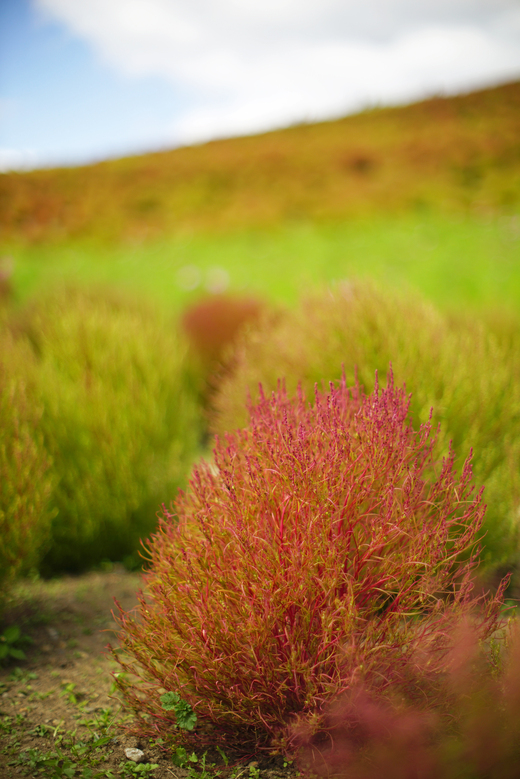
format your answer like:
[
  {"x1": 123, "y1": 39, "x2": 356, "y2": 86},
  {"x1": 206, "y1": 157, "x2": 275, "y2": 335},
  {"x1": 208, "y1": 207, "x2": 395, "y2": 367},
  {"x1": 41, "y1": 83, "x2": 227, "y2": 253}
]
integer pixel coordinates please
[
  {"x1": 0, "y1": 329, "x2": 54, "y2": 591},
  {"x1": 212, "y1": 280, "x2": 520, "y2": 570},
  {"x1": 8, "y1": 666, "x2": 37, "y2": 683},
  {"x1": 9, "y1": 285, "x2": 202, "y2": 574},
  {"x1": 15, "y1": 746, "x2": 78, "y2": 777},
  {"x1": 119, "y1": 762, "x2": 159, "y2": 777},
  {"x1": 113, "y1": 375, "x2": 505, "y2": 755},
  {"x1": 170, "y1": 746, "x2": 200, "y2": 768},
  {"x1": 170, "y1": 749, "x2": 216, "y2": 779},
  {"x1": 160, "y1": 692, "x2": 198, "y2": 730},
  {"x1": 1, "y1": 685, "x2": 129, "y2": 778},
  {"x1": 0, "y1": 625, "x2": 30, "y2": 663}
]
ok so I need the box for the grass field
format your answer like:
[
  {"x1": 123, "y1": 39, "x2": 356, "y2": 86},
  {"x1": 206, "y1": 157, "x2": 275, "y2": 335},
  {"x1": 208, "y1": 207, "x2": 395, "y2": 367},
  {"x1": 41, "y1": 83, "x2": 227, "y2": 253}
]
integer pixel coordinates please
[{"x1": 6, "y1": 211, "x2": 520, "y2": 316}]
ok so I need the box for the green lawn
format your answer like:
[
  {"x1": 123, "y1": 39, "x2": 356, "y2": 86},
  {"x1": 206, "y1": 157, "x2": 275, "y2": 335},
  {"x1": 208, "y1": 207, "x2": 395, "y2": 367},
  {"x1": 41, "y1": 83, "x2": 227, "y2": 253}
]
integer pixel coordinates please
[{"x1": 7, "y1": 210, "x2": 520, "y2": 315}]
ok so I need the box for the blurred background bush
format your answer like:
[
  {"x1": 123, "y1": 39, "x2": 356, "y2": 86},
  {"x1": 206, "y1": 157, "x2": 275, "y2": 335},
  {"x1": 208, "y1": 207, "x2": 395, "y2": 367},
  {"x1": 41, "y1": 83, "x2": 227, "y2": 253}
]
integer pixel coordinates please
[
  {"x1": 2, "y1": 285, "x2": 203, "y2": 577},
  {"x1": 0, "y1": 329, "x2": 54, "y2": 587}
]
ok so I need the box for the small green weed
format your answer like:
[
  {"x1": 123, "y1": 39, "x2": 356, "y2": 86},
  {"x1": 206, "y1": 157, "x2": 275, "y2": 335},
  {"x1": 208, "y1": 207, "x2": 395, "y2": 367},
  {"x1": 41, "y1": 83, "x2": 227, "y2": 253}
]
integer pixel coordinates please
[
  {"x1": 29, "y1": 722, "x2": 53, "y2": 737},
  {"x1": 30, "y1": 687, "x2": 55, "y2": 701},
  {"x1": 0, "y1": 625, "x2": 31, "y2": 663},
  {"x1": 216, "y1": 745, "x2": 229, "y2": 766},
  {"x1": 14, "y1": 746, "x2": 77, "y2": 777},
  {"x1": 0, "y1": 714, "x2": 15, "y2": 734},
  {"x1": 160, "y1": 691, "x2": 197, "y2": 730},
  {"x1": 3, "y1": 718, "x2": 121, "y2": 777},
  {"x1": 8, "y1": 666, "x2": 37, "y2": 683},
  {"x1": 119, "y1": 762, "x2": 159, "y2": 777},
  {"x1": 169, "y1": 747, "x2": 223, "y2": 778},
  {"x1": 78, "y1": 707, "x2": 115, "y2": 732},
  {"x1": 60, "y1": 681, "x2": 81, "y2": 705},
  {"x1": 171, "y1": 745, "x2": 200, "y2": 767}
]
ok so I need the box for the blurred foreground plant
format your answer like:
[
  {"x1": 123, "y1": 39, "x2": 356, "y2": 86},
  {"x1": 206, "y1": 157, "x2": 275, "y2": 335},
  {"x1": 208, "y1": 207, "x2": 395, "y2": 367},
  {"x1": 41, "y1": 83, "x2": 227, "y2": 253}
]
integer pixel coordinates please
[
  {"x1": 112, "y1": 373, "x2": 506, "y2": 756},
  {"x1": 291, "y1": 620, "x2": 520, "y2": 779}
]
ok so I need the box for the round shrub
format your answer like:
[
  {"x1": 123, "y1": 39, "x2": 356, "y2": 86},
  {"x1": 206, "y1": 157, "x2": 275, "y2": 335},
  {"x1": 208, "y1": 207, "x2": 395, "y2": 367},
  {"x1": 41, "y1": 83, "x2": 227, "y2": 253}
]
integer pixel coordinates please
[
  {"x1": 113, "y1": 374, "x2": 505, "y2": 755},
  {"x1": 181, "y1": 293, "x2": 263, "y2": 366},
  {"x1": 211, "y1": 280, "x2": 520, "y2": 571},
  {"x1": 0, "y1": 329, "x2": 54, "y2": 591},
  {"x1": 180, "y1": 292, "x2": 266, "y2": 414},
  {"x1": 16, "y1": 285, "x2": 202, "y2": 574}
]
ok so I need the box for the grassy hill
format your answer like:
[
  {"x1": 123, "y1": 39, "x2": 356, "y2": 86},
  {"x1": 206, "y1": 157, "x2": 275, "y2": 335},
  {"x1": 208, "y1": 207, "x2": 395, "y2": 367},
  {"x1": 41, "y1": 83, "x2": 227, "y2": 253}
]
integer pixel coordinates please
[{"x1": 1, "y1": 80, "x2": 519, "y2": 245}]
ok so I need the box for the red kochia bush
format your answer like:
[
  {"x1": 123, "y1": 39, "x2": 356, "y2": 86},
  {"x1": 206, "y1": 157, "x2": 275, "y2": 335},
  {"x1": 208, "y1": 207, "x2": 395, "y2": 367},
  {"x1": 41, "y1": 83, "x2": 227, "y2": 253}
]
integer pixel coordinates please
[
  {"x1": 113, "y1": 373, "x2": 506, "y2": 754},
  {"x1": 181, "y1": 293, "x2": 263, "y2": 364}
]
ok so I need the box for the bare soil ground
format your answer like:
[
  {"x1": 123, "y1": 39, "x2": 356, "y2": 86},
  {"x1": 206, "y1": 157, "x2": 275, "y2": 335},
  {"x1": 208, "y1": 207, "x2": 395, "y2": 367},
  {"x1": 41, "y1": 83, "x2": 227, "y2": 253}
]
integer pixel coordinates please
[{"x1": 0, "y1": 569, "x2": 299, "y2": 779}]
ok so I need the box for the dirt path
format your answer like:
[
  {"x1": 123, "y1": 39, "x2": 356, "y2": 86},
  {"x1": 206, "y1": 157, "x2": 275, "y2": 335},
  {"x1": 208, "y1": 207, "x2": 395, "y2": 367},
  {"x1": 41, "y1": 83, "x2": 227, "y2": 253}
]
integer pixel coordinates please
[{"x1": 0, "y1": 569, "x2": 299, "y2": 779}]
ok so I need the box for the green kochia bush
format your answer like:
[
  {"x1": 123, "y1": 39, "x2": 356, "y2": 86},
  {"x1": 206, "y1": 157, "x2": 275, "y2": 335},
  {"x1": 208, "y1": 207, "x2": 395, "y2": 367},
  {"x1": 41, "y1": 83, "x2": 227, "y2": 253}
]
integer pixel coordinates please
[
  {"x1": 113, "y1": 374, "x2": 505, "y2": 755},
  {"x1": 212, "y1": 281, "x2": 520, "y2": 571},
  {"x1": 16, "y1": 286, "x2": 202, "y2": 574},
  {"x1": 0, "y1": 331, "x2": 54, "y2": 590}
]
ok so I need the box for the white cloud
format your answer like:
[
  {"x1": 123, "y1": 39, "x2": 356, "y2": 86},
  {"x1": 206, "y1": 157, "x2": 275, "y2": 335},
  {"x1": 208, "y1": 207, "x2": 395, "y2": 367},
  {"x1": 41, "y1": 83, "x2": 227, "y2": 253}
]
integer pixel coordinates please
[
  {"x1": 34, "y1": 0, "x2": 520, "y2": 145},
  {"x1": 0, "y1": 148, "x2": 41, "y2": 172}
]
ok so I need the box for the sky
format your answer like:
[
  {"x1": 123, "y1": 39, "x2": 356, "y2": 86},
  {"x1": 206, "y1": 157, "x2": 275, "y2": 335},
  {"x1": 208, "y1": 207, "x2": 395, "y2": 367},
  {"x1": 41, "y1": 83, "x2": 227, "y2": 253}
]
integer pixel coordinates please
[{"x1": 1, "y1": 0, "x2": 520, "y2": 171}]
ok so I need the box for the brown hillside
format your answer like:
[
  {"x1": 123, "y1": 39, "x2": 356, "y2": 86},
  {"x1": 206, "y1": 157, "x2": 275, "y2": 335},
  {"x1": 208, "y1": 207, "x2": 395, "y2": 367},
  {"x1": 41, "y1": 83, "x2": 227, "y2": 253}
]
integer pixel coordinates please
[{"x1": 1, "y1": 80, "x2": 519, "y2": 244}]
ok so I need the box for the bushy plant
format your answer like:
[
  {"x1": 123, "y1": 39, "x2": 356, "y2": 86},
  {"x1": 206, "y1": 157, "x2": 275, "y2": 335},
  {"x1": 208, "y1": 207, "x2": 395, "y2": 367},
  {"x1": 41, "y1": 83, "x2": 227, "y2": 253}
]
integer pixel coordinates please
[
  {"x1": 14, "y1": 285, "x2": 202, "y2": 574},
  {"x1": 211, "y1": 280, "x2": 520, "y2": 572},
  {"x1": 112, "y1": 374, "x2": 505, "y2": 755},
  {"x1": 0, "y1": 329, "x2": 54, "y2": 592},
  {"x1": 0, "y1": 255, "x2": 14, "y2": 307},
  {"x1": 181, "y1": 292, "x2": 266, "y2": 415},
  {"x1": 291, "y1": 621, "x2": 520, "y2": 779},
  {"x1": 181, "y1": 293, "x2": 263, "y2": 366}
]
